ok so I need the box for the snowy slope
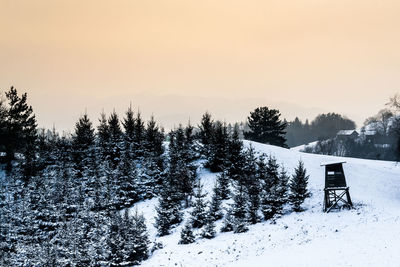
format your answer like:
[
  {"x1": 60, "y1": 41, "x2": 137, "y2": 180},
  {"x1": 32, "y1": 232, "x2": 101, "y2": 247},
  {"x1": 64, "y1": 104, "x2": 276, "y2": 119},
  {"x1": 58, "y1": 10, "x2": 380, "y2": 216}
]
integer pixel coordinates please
[{"x1": 133, "y1": 140, "x2": 400, "y2": 267}]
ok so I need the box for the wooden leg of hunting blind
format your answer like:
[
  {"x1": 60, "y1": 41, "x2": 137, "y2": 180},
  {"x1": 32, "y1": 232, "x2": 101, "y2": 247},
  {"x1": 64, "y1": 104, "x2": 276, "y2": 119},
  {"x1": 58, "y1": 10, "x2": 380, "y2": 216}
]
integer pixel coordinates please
[{"x1": 324, "y1": 187, "x2": 353, "y2": 213}]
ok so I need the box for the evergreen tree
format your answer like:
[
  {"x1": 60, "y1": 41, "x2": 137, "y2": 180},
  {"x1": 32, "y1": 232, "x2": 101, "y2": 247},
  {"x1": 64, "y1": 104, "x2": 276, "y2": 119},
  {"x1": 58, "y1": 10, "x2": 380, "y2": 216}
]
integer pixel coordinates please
[
  {"x1": 289, "y1": 160, "x2": 311, "y2": 212},
  {"x1": 154, "y1": 184, "x2": 182, "y2": 236},
  {"x1": 3, "y1": 87, "x2": 37, "y2": 176},
  {"x1": 144, "y1": 115, "x2": 164, "y2": 158},
  {"x1": 130, "y1": 209, "x2": 150, "y2": 265},
  {"x1": 201, "y1": 215, "x2": 216, "y2": 239},
  {"x1": 215, "y1": 170, "x2": 230, "y2": 200},
  {"x1": 179, "y1": 221, "x2": 195, "y2": 244},
  {"x1": 123, "y1": 105, "x2": 135, "y2": 143},
  {"x1": 168, "y1": 126, "x2": 197, "y2": 206},
  {"x1": 72, "y1": 114, "x2": 95, "y2": 177},
  {"x1": 208, "y1": 181, "x2": 223, "y2": 221},
  {"x1": 231, "y1": 183, "x2": 249, "y2": 233},
  {"x1": 117, "y1": 148, "x2": 139, "y2": 207},
  {"x1": 243, "y1": 146, "x2": 261, "y2": 224},
  {"x1": 108, "y1": 111, "x2": 123, "y2": 167},
  {"x1": 261, "y1": 159, "x2": 289, "y2": 220},
  {"x1": 190, "y1": 181, "x2": 208, "y2": 228},
  {"x1": 220, "y1": 208, "x2": 234, "y2": 232},
  {"x1": 198, "y1": 112, "x2": 214, "y2": 158},
  {"x1": 133, "y1": 111, "x2": 146, "y2": 157},
  {"x1": 244, "y1": 106, "x2": 287, "y2": 147},
  {"x1": 208, "y1": 121, "x2": 229, "y2": 172},
  {"x1": 97, "y1": 112, "x2": 110, "y2": 159},
  {"x1": 260, "y1": 156, "x2": 280, "y2": 220}
]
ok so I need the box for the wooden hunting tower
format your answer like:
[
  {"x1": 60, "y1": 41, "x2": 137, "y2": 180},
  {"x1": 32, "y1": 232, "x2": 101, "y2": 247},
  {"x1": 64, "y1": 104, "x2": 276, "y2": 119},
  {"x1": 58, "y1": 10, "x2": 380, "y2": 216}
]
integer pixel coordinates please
[{"x1": 321, "y1": 161, "x2": 353, "y2": 213}]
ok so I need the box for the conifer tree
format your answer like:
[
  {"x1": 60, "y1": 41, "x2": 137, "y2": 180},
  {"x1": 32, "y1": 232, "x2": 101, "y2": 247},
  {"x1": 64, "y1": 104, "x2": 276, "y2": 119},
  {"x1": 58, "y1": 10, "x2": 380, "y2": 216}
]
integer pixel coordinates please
[
  {"x1": 122, "y1": 105, "x2": 135, "y2": 143},
  {"x1": 226, "y1": 125, "x2": 246, "y2": 184},
  {"x1": 97, "y1": 112, "x2": 110, "y2": 159},
  {"x1": 289, "y1": 160, "x2": 310, "y2": 212},
  {"x1": 201, "y1": 215, "x2": 216, "y2": 239},
  {"x1": 244, "y1": 106, "x2": 287, "y2": 147},
  {"x1": 3, "y1": 87, "x2": 37, "y2": 175},
  {"x1": 190, "y1": 181, "x2": 208, "y2": 228},
  {"x1": 108, "y1": 111, "x2": 123, "y2": 167},
  {"x1": 154, "y1": 184, "x2": 182, "y2": 236},
  {"x1": 72, "y1": 114, "x2": 95, "y2": 176},
  {"x1": 208, "y1": 181, "x2": 223, "y2": 221},
  {"x1": 260, "y1": 156, "x2": 280, "y2": 220},
  {"x1": 179, "y1": 221, "x2": 195, "y2": 244},
  {"x1": 244, "y1": 146, "x2": 261, "y2": 224},
  {"x1": 220, "y1": 209, "x2": 234, "y2": 233},
  {"x1": 208, "y1": 121, "x2": 229, "y2": 172},
  {"x1": 198, "y1": 112, "x2": 214, "y2": 158},
  {"x1": 231, "y1": 184, "x2": 249, "y2": 233},
  {"x1": 133, "y1": 111, "x2": 146, "y2": 157},
  {"x1": 215, "y1": 170, "x2": 230, "y2": 200}
]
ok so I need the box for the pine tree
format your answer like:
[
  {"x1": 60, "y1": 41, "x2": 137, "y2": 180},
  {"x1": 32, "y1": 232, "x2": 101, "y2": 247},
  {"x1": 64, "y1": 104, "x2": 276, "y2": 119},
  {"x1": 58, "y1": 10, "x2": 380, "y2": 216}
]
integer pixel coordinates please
[
  {"x1": 244, "y1": 106, "x2": 287, "y2": 147},
  {"x1": 129, "y1": 209, "x2": 150, "y2": 265},
  {"x1": 260, "y1": 156, "x2": 280, "y2": 220},
  {"x1": 289, "y1": 160, "x2": 310, "y2": 212},
  {"x1": 201, "y1": 215, "x2": 216, "y2": 239},
  {"x1": 179, "y1": 221, "x2": 195, "y2": 244},
  {"x1": 144, "y1": 115, "x2": 164, "y2": 158},
  {"x1": 215, "y1": 170, "x2": 230, "y2": 200},
  {"x1": 231, "y1": 184, "x2": 249, "y2": 233},
  {"x1": 72, "y1": 114, "x2": 95, "y2": 177},
  {"x1": 133, "y1": 111, "x2": 146, "y2": 158},
  {"x1": 198, "y1": 112, "x2": 214, "y2": 158},
  {"x1": 220, "y1": 208, "x2": 234, "y2": 232},
  {"x1": 108, "y1": 111, "x2": 123, "y2": 168},
  {"x1": 97, "y1": 111, "x2": 110, "y2": 159},
  {"x1": 117, "y1": 148, "x2": 139, "y2": 207},
  {"x1": 3, "y1": 87, "x2": 37, "y2": 176},
  {"x1": 244, "y1": 146, "x2": 261, "y2": 224},
  {"x1": 208, "y1": 181, "x2": 223, "y2": 221},
  {"x1": 226, "y1": 125, "x2": 246, "y2": 183},
  {"x1": 190, "y1": 181, "x2": 208, "y2": 228},
  {"x1": 123, "y1": 105, "x2": 135, "y2": 143},
  {"x1": 154, "y1": 184, "x2": 182, "y2": 236},
  {"x1": 208, "y1": 121, "x2": 229, "y2": 172}
]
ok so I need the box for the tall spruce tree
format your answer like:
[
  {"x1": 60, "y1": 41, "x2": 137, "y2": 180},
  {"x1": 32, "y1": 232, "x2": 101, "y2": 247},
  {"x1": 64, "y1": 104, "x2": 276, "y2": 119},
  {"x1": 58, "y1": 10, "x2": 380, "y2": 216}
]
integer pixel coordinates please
[
  {"x1": 179, "y1": 221, "x2": 195, "y2": 244},
  {"x1": 208, "y1": 121, "x2": 229, "y2": 172},
  {"x1": 201, "y1": 215, "x2": 216, "y2": 239},
  {"x1": 231, "y1": 183, "x2": 249, "y2": 233},
  {"x1": 3, "y1": 87, "x2": 37, "y2": 175},
  {"x1": 215, "y1": 169, "x2": 230, "y2": 200},
  {"x1": 244, "y1": 146, "x2": 261, "y2": 224},
  {"x1": 260, "y1": 156, "x2": 280, "y2": 220},
  {"x1": 244, "y1": 106, "x2": 287, "y2": 147},
  {"x1": 190, "y1": 181, "x2": 208, "y2": 228},
  {"x1": 208, "y1": 181, "x2": 223, "y2": 221},
  {"x1": 108, "y1": 111, "x2": 123, "y2": 168},
  {"x1": 72, "y1": 114, "x2": 95, "y2": 177},
  {"x1": 289, "y1": 160, "x2": 310, "y2": 212},
  {"x1": 198, "y1": 112, "x2": 214, "y2": 158}
]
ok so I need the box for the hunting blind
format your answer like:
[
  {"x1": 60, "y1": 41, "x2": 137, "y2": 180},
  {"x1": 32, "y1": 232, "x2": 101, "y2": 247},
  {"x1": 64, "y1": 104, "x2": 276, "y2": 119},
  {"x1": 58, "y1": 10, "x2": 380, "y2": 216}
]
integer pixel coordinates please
[{"x1": 321, "y1": 161, "x2": 353, "y2": 213}]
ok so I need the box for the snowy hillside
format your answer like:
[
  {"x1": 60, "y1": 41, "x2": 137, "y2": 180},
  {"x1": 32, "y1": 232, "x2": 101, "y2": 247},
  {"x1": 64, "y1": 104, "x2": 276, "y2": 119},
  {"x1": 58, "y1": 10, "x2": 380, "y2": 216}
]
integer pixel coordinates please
[{"x1": 134, "y1": 140, "x2": 400, "y2": 267}]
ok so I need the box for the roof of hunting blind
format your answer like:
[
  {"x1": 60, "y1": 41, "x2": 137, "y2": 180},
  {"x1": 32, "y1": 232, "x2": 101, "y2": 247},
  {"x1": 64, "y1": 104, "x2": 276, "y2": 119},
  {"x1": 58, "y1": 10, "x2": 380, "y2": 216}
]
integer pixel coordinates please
[{"x1": 320, "y1": 160, "x2": 346, "y2": 166}]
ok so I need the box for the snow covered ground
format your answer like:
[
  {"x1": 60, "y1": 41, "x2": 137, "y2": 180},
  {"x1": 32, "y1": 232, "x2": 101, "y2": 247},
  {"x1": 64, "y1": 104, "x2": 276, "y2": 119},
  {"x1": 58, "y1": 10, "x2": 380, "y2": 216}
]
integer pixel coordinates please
[
  {"x1": 133, "y1": 140, "x2": 400, "y2": 267},
  {"x1": 290, "y1": 141, "x2": 318, "y2": 152}
]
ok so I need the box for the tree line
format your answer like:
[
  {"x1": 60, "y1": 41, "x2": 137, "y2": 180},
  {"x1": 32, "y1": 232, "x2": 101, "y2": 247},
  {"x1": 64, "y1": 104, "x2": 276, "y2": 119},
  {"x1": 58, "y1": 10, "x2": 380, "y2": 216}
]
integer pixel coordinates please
[{"x1": 0, "y1": 87, "x2": 309, "y2": 266}]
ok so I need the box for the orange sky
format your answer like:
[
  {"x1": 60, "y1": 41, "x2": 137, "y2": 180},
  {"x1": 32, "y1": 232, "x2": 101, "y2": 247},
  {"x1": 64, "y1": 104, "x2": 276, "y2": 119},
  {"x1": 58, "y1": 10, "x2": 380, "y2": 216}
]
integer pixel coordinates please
[{"x1": 1, "y1": 0, "x2": 400, "y2": 131}]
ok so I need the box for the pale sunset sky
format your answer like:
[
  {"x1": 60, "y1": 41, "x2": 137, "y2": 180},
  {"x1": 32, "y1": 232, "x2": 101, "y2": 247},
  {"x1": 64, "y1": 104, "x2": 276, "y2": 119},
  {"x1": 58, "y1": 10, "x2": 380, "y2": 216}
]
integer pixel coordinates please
[{"x1": 1, "y1": 0, "x2": 400, "y2": 131}]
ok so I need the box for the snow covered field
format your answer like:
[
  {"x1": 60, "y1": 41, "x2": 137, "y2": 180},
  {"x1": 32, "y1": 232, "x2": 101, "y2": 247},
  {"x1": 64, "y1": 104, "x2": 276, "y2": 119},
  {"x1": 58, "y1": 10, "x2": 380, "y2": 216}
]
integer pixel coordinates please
[{"x1": 134, "y1": 141, "x2": 400, "y2": 267}]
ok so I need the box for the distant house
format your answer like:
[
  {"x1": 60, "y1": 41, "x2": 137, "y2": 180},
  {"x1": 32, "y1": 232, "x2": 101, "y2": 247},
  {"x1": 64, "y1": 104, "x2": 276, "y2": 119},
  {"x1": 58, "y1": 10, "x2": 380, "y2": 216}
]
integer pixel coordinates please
[
  {"x1": 363, "y1": 130, "x2": 377, "y2": 143},
  {"x1": 336, "y1": 130, "x2": 359, "y2": 141}
]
